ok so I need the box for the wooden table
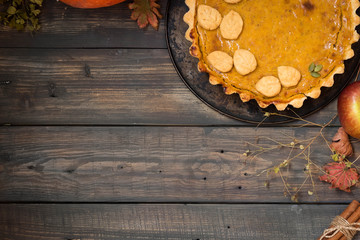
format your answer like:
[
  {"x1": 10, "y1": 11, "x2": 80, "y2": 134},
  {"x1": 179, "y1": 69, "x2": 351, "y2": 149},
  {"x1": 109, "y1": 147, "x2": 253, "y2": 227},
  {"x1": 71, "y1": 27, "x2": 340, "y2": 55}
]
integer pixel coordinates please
[{"x1": 0, "y1": 1, "x2": 360, "y2": 239}]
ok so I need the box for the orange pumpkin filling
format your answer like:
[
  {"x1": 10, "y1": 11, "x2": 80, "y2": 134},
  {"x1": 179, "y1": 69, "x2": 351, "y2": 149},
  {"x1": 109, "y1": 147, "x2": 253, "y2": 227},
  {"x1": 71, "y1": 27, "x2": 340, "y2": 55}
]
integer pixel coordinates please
[{"x1": 185, "y1": 0, "x2": 360, "y2": 110}]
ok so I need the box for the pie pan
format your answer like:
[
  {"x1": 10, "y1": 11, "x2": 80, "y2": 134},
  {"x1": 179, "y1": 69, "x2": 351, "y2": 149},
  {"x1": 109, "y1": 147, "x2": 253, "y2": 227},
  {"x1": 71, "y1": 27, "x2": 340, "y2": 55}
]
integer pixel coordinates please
[{"x1": 166, "y1": 1, "x2": 360, "y2": 124}]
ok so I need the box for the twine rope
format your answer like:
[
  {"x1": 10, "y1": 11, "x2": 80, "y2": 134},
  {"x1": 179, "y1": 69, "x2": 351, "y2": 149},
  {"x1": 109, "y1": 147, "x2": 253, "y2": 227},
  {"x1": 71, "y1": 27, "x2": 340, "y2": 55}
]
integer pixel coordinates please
[{"x1": 320, "y1": 216, "x2": 360, "y2": 240}]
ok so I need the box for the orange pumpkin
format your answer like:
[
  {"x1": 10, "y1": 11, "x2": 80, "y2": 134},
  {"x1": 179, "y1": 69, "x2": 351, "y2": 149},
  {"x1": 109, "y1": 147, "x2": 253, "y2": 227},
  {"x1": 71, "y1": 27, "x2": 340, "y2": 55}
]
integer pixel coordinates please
[{"x1": 60, "y1": 0, "x2": 126, "y2": 8}]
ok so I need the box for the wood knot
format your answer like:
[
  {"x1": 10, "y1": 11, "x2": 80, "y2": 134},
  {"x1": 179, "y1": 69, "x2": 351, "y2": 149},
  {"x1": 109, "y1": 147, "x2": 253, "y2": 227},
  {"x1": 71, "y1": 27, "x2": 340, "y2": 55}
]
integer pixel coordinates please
[
  {"x1": 27, "y1": 164, "x2": 44, "y2": 172},
  {"x1": 48, "y1": 82, "x2": 56, "y2": 97},
  {"x1": 65, "y1": 169, "x2": 75, "y2": 174},
  {"x1": 84, "y1": 64, "x2": 92, "y2": 78}
]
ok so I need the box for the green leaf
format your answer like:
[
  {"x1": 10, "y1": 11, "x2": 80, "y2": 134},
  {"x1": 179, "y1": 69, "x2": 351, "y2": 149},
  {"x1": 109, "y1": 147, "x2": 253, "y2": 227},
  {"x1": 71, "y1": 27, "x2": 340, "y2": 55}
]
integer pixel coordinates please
[
  {"x1": 19, "y1": 11, "x2": 28, "y2": 20},
  {"x1": 15, "y1": 22, "x2": 24, "y2": 30},
  {"x1": 314, "y1": 64, "x2": 323, "y2": 72},
  {"x1": 311, "y1": 72, "x2": 321, "y2": 78},
  {"x1": 15, "y1": 18, "x2": 24, "y2": 25},
  {"x1": 29, "y1": 3, "x2": 35, "y2": 11},
  {"x1": 30, "y1": 0, "x2": 42, "y2": 6},
  {"x1": 0, "y1": 0, "x2": 42, "y2": 32},
  {"x1": 29, "y1": 16, "x2": 38, "y2": 25},
  {"x1": 31, "y1": 9, "x2": 40, "y2": 16},
  {"x1": 26, "y1": 24, "x2": 34, "y2": 31},
  {"x1": 308, "y1": 62, "x2": 315, "y2": 72},
  {"x1": 7, "y1": 6, "x2": 16, "y2": 15}
]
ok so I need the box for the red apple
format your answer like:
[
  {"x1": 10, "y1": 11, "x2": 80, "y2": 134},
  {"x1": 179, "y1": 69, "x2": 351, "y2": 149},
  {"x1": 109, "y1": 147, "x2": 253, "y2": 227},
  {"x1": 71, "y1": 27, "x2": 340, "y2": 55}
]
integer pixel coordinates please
[{"x1": 338, "y1": 81, "x2": 360, "y2": 139}]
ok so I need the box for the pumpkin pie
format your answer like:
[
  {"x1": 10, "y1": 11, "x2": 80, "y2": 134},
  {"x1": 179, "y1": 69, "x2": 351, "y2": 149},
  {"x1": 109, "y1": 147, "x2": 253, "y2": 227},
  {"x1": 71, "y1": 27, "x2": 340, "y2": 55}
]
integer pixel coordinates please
[{"x1": 184, "y1": 0, "x2": 360, "y2": 110}]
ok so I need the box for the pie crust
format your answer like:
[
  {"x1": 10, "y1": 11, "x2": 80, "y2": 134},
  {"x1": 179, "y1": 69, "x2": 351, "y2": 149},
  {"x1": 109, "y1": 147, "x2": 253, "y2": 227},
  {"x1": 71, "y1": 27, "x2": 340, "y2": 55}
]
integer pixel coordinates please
[{"x1": 184, "y1": 0, "x2": 360, "y2": 111}]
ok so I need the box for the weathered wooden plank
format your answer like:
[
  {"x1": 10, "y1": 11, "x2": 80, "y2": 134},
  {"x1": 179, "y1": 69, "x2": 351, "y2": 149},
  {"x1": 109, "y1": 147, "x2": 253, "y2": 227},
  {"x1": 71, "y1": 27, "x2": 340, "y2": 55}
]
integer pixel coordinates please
[
  {"x1": 0, "y1": 126, "x2": 359, "y2": 202},
  {"x1": 0, "y1": 0, "x2": 167, "y2": 48},
  {"x1": 0, "y1": 203, "x2": 352, "y2": 240},
  {"x1": 0, "y1": 48, "x2": 341, "y2": 125}
]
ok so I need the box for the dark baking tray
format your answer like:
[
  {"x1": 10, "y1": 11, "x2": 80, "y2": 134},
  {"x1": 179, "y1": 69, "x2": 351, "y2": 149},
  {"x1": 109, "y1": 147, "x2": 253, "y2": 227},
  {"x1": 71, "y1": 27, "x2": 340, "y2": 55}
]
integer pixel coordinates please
[{"x1": 166, "y1": 0, "x2": 360, "y2": 124}]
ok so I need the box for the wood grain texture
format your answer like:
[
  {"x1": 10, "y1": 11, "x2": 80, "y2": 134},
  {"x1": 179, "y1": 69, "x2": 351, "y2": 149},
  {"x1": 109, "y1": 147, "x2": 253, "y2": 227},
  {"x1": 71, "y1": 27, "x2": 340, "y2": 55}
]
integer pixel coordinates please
[
  {"x1": 0, "y1": 1, "x2": 359, "y2": 239},
  {"x1": 0, "y1": 203, "x2": 353, "y2": 240},
  {"x1": 0, "y1": 48, "x2": 341, "y2": 126},
  {"x1": 0, "y1": 0, "x2": 167, "y2": 49},
  {"x1": 0, "y1": 126, "x2": 359, "y2": 203}
]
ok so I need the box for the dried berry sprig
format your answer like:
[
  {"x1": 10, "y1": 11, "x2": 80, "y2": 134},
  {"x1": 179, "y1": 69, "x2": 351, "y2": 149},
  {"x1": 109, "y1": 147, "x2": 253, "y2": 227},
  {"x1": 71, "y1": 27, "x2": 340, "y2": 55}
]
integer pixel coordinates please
[
  {"x1": 0, "y1": 0, "x2": 43, "y2": 31},
  {"x1": 251, "y1": 136, "x2": 323, "y2": 202},
  {"x1": 246, "y1": 113, "x2": 360, "y2": 201}
]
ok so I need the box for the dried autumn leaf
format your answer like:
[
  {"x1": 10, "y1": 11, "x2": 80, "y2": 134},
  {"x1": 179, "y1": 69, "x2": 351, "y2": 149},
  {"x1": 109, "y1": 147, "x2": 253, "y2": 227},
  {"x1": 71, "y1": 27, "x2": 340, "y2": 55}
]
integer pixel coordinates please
[
  {"x1": 129, "y1": 0, "x2": 162, "y2": 30},
  {"x1": 330, "y1": 127, "x2": 353, "y2": 161},
  {"x1": 319, "y1": 162, "x2": 359, "y2": 192}
]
